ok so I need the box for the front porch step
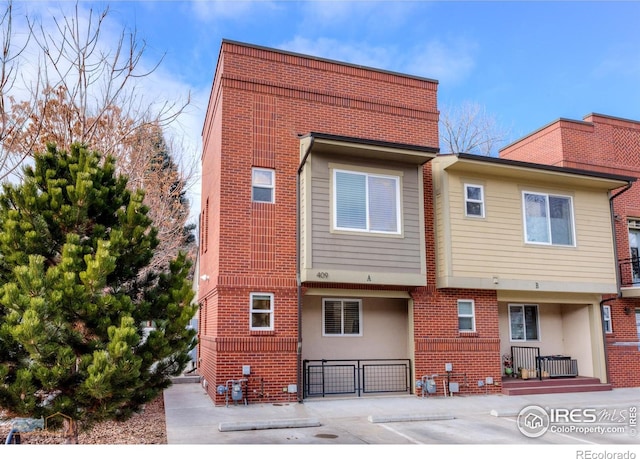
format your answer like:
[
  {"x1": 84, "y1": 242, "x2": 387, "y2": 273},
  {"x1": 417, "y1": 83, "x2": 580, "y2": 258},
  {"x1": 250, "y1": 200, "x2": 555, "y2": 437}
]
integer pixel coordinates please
[{"x1": 501, "y1": 376, "x2": 612, "y2": 396}]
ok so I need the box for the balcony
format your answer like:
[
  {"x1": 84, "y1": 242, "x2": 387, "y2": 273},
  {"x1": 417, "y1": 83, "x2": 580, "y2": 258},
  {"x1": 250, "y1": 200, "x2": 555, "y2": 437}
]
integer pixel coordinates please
[{"x1": 619, "y1": 257, "x2": 640, "y2": 297}]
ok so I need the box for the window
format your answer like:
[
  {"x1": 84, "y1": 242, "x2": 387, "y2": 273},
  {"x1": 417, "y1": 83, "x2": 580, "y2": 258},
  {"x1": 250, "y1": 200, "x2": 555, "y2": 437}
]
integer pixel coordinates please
[
  {"x1": 250, "y1": 293, "x2": 274, "y2": 330},
  {"x1": 509, "y1": 304, "x2": 539, "y2": 341},
  {"x1": 458, "y1": 299, "x2": 475, "y2": 332},
  {"x1": 252, "y1": 168, "x2": 275, "y2": 203},
  {"x1": 464, "y1": 184, "x2": 484, "y2": 218},
  {"x1": 322, "y1": 299, "x2": 362, "y2": 336},
  {"x1": 602, "y1": 305, "x2": 612, "y2": 334},
  {"x1": 523, "y1": 191, "x2": 574, "y2": 245},
  {"x1": 628, "y1": 221, "x2": 640, "y2": 283},
  {"x1": 333, "y1": 169, "x2": 400, "y2": 234}
]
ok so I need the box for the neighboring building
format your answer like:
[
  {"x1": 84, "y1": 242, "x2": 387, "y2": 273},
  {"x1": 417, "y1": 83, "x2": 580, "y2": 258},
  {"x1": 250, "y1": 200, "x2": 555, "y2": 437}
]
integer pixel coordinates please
[
  {"x1": 501, "y1": 113, "x2": 640, "y2": 388},
  {"x1": 198, "y1": 40, "x2": 635, "y2": 405}
]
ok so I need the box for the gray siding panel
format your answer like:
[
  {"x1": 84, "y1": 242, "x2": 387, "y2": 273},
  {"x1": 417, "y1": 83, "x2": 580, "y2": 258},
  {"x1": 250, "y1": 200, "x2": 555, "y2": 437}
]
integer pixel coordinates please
[{"x1": 309, "y1": 155, "x2": 423, "y2": 275}]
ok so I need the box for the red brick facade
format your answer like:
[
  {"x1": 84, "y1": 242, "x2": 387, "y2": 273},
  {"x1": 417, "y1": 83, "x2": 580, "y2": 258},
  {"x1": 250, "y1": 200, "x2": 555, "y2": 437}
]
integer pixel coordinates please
[
  {"x1": 501, "y1": 113, "x2": 640, "y2": 388},
  {"x1": 198, "y1": 41, "x2": 635, "y2": 406},
  {"x1": 198, "y1": 41, "x2": 467, "y2": 405}
]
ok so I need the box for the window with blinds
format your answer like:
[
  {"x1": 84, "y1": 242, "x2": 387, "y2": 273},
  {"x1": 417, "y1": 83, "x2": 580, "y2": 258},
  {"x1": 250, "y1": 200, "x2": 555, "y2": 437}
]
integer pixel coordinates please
[
  {"x1": 322, "y1": 299, "x2": 362, "y2": 336},
  {"x1": 333, "y1": 169, "x2": 400, "y2": 234}
]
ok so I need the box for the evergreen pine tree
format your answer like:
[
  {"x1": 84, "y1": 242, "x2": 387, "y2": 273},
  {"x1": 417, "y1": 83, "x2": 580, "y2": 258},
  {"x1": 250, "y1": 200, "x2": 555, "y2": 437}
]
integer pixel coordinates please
[{"x1": 0, "y1": 144, "x2": 197, "y2": 443}]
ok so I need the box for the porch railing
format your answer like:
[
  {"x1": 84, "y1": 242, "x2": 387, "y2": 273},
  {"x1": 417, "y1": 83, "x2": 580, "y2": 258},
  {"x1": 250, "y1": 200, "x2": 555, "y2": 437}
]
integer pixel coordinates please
[
  {"x1": 619, "y1": 257, "x2": 640, "y2": 288},
  {"x1": 302, "y1": 359, "x2": 411, "y2": 398},
  {"x1": 511, "y1": 346, "x2": 542, "y2": 380}
]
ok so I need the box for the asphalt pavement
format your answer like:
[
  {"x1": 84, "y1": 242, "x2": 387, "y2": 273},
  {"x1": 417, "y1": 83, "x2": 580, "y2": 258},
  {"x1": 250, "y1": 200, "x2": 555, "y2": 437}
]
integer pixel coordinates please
[{"x1": 163, "y1": 378, "x2": 640, "y2": 448}]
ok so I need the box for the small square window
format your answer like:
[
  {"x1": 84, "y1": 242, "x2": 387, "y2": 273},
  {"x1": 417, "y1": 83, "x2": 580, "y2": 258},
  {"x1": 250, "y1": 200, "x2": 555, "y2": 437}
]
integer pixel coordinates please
[
  {"x1": 458, "y1": 299, "x2": 475, "y2": 332},
  {"x1": 250, "y1": 293, "x2": 274, "y2": 330},
  {"x1": 464, "y1": 184, "x2": 484, "y2": 218},
  {"x1": 252, "y1": 168, "x2": 275, "y2": 203}
]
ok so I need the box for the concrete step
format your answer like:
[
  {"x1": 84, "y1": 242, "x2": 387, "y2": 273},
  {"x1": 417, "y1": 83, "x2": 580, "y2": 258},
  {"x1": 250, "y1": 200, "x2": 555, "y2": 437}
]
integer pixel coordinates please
[
  {"x1": 171, "y1": 374, "x2": 201, "y2": 384},
  {"x1": 503, "y1": 383, "x2": 612, "y2": 396},
  {"x1": 501, "y1": 375, "x2": 612, "y2": 395}
]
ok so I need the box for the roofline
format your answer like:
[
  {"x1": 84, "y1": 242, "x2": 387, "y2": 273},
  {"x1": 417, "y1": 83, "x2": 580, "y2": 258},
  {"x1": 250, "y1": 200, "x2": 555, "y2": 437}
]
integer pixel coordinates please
[
  {"x1": 300, "y1": 132, "x2": 440, "y2": 155},
  {"x1": 500, "y1": 117, "x2": 593, "y2": 151},
  {"x1": 221, "y1": 39, "x2": 440, "y2": 85},
  {"x1": 501, "y1": 113, "x2": 640, "y2": 151},
  {"x1": 454, "y1": 152, "x2": 637, "y2": 183}
]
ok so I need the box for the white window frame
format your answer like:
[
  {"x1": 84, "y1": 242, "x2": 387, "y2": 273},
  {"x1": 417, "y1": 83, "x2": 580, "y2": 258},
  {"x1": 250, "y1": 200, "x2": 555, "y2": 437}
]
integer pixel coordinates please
[
  {"x1": 457, "y1": 299, "x2": 476, "y2": 332},
  {"x1": 249, "y1": 293, "x2": 274, "y2": 331},
  {"x1": 464, "y1": 184, "x2": 485, "y2": 218},
  {"x1": 252, "y1": 168, "x2": 275, "y2": 203},
  {"x1": 602, "y1": 305, "x2": 612, "y2": 334},
  {"x1": 322, "y1": 298, "x2": 362, "y2": 337},
  {"x1": 508, "y1": 304, "x2": 540, "y2": 341},
  {"x1": 522, "y1": 191, "x2": 575, "y2": 246},
  {"x1": 332, "y1": 168, "x2": 401, "y2": 235}
]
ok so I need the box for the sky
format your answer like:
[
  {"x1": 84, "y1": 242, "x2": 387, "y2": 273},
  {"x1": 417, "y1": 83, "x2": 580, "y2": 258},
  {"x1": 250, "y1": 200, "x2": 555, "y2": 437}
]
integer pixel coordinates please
[{"x1": 9, "y1": 0, "x2": 640, "y2": 222}]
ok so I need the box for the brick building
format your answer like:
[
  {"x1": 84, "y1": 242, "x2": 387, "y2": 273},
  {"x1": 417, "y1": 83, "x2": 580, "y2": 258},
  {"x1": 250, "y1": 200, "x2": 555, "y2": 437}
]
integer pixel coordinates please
[
  {"x1": 197, "y1": 41, "x2": 635, "y2": 405},
  {"x1": 501, "y1": 113, "x2": 640, "y2": 388}
]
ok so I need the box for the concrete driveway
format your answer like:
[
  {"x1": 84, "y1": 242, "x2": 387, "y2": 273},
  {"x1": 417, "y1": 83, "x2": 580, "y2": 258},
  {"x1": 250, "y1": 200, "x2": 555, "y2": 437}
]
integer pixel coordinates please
[{"x1": 164, "y1": 382, "x2": 640, "y2": 446}]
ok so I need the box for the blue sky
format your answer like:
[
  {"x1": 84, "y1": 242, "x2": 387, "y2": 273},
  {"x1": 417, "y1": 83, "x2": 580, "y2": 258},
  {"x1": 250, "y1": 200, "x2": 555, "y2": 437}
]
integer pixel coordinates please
[
  {"x1": 13, "y1": 0, "x2": 640, "y2": 219},
  {"x1": 101, "y1": 0, "x2": 640, "y2": 140}
]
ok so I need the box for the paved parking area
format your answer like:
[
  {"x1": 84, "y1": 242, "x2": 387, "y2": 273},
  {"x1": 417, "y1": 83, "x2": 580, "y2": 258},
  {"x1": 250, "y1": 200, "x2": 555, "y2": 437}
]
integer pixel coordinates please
[{"x1": 164, "y1": 382, "x2": 640, "y2": 447}]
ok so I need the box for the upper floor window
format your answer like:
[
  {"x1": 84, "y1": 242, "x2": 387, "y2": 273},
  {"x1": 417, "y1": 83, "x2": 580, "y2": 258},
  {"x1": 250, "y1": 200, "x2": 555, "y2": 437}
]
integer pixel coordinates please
[
  {"x1": 464, "y1": 184, "x2": 484, "y2": 218},
  {"x1": 322, "y1": 298, "x2": 362, "y2": 336},
  {"x1": 250, "y1": 293, "x2": 274, "y2": 330},
  {"x1": 628, "y1": 220, "x2": 640, "y2": 283},
  {"x1": 509, "y1": 304, "x2": 539, "y2": 341},
  {"x1": 252, "y1": 168, "x2": 275, "y2": 203},
  {"x1": 457, "y1": 299, "x2": 476, "y2": 332},
  {"x1": 523, "y1": 191, "x2": 574, "y2": 246},
  {"x1": 602, "y1": 305, "x2": 612, "y2": 334},
  {"x1": 333, "y1": 168, "x2": 401, "y2": 234}
]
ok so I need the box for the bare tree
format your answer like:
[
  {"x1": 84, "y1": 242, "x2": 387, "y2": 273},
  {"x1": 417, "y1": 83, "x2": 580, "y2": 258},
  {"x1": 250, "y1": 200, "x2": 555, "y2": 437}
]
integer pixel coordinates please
[
  {"x1": 439, "y1": 101, "x2": 508, "y2": 156},
  {"x1": 0, "y1": 1, "x2": 42, "y2": 180},
  {"x1": 1, "y1": 2, "x2": 196, "y2": 269},
  {"x1": 24, "y1": 2, "x2": 190, "y2": 154}
]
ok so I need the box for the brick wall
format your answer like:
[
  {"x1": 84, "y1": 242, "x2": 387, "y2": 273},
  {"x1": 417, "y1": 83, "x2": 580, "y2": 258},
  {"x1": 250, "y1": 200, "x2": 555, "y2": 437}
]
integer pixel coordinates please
[{"x1": 199, "y1": 41, "x2": 441, "y2": 404}]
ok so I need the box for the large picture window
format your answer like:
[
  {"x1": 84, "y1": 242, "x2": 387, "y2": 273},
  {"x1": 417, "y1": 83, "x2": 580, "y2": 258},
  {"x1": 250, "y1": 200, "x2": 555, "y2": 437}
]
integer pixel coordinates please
[
  {"x1": 509, "y1": 304, "x2": 539, "y2": 341},
  {"x1": 333, "y1": 169, "x2": 401, "y2": 234},
  {"x1": 523, "y1": 191, "x2": 574, "y2": 245},
  {"x1": 322, "y1": 299, "x2": 362, "y2": 336}
]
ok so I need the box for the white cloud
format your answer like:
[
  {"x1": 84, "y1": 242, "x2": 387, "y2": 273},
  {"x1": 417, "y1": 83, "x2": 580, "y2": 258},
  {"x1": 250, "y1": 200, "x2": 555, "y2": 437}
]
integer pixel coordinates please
[
  {"x1": 403, "y1": 39, "x2": 477, "y2": 85},
  {"x1": 279, "y1": 36, "x2": 393, "y2": 69},
  {"x1": 279, "y1": 35, "x2": 476, "y2": 84}
]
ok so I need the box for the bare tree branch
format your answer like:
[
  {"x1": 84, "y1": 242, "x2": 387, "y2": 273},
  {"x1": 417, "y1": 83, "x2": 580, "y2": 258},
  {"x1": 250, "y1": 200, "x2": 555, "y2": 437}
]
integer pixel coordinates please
[{"x1": 439, "y1": 101, "x2": 509, "y2": 156}]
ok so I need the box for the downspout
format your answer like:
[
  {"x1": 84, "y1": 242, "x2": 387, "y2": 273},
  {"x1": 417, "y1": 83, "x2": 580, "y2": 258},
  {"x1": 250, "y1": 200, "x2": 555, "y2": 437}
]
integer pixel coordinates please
[
  {"x1": 295, "y1": 135, "x2": 314, "y2": 403},
  {"x1": 600, "y1": 180, "x2": 634, "y2": 384}
]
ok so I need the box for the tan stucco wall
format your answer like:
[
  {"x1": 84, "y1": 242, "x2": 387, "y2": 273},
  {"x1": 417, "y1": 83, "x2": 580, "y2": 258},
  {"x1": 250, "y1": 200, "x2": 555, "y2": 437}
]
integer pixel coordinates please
[{"x1": 301, "y1": 296, "x2": 409, "y2": 361}]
